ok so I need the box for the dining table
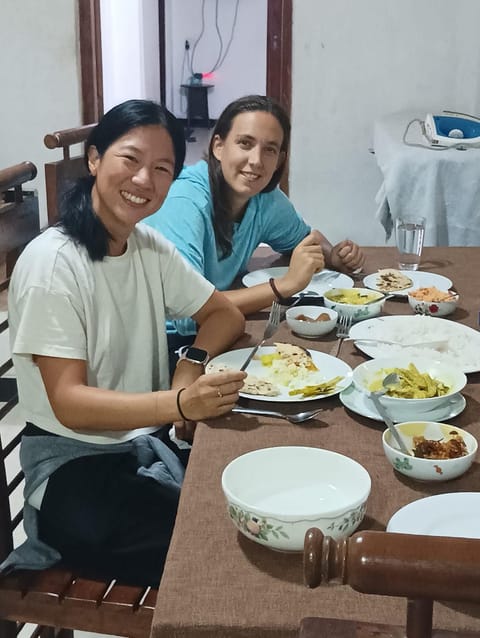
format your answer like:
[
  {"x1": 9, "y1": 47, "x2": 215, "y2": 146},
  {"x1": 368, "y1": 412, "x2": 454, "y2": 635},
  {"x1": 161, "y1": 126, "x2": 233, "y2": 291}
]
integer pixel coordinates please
[{"x1": 150, "y1": 246, "x2": 480, "y2": 638}]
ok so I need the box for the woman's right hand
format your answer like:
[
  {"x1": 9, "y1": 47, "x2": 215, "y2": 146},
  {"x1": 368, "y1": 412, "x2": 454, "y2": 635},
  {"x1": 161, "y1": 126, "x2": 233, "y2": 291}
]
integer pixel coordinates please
[
  {"x1": 277, "y1": 231, "x2": 325, "y2": 297},
  {"x1": 177, "y1": 369, "x2": 247, "y2": 421}
]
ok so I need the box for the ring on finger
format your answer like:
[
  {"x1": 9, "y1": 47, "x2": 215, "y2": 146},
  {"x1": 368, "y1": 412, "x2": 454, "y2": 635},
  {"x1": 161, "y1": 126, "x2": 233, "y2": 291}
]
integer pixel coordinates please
[{"x1": 217, "y1": 388, "x2": 223, "y2": 398}]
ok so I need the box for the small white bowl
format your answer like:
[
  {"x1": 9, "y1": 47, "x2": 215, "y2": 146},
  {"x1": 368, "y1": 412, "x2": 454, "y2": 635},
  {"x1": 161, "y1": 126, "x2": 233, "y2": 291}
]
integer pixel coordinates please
[
  {"x1": 323, "y1": 288, "x2": 386, "y2": 322},
  {"x1": 408, "y1": 290, "x2": 459, "y2": 317},
  {"x1": 222, "y1": 446, "x2": 371, "y2": 551},
  {"x1": 383, "y1": 421, "x2": 477, "y2": 481},
  {"x1": 285, "y1": 306, "x2": 337, "y2": 338},
  {"x1": 352, "y1": 355, "x2": 466, "y2": 410}
]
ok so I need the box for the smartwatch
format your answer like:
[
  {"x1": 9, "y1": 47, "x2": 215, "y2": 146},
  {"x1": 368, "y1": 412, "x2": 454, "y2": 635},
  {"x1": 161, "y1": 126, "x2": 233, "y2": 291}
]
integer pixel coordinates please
[{"x1": 176, "y1": 345, "x2": 210, "y2": 366}]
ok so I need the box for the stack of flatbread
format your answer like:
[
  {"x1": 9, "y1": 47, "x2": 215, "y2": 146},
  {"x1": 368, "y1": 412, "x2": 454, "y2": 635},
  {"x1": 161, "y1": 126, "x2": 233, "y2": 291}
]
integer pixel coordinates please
[
  {"x1": 272, "y1": 342, "x2": 318, "y2": 371},
  {"x1": 376, "y1": 268, "x2": 413, "y2": 292}
]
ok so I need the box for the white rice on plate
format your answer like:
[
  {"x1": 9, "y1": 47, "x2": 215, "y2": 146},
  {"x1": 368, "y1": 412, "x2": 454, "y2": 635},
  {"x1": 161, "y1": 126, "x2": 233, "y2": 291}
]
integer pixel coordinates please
[{"x1": 356, "y1": 316, "x2": 480, "y2": 372}]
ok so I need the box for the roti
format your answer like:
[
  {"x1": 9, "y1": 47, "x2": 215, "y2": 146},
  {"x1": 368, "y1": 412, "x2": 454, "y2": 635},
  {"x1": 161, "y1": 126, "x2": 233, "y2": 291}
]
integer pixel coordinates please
[
  {"x1": 241, "y1": 375, "x2": 280, "y2": 396},
  {"x1": 376, "y1": 268, "x2": 413, "y2": 292},
  {"x1": 206, "y1": 362, "x2": 280, "y2": 396}
]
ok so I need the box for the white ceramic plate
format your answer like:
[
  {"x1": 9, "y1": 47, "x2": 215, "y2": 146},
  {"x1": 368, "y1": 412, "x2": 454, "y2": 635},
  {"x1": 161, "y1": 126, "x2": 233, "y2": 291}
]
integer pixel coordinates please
[
  {"x1": 363, "y1": 270, "x2": 452, "y2": 297},
  {"x1": 339, "y1": 385, "x2": 466, "y2": 423},
  {"x1": 348, "y1": 315, "x2": 480, "y2": 374},
  {"x1": 387, "y1": 493, "x2": 480, "y2": 538},
  {"x1": 242, "y1": 267, "x2": 354, "y2": 297},
  {"x1": 208, "y1": 346, "x2": 353, "y2": 403}
]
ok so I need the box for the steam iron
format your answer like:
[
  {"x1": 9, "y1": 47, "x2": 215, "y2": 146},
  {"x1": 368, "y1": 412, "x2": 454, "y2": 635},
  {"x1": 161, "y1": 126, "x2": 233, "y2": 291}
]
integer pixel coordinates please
[{"x1": 424, "y1": 112, "x2": 480, "y2": 148}]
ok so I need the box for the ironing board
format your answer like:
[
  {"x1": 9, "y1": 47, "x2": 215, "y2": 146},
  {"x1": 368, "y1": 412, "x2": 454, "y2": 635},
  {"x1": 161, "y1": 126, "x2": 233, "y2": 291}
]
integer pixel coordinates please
[{"x1": 373, "y1": 110, "x2": 480, "y2": 246}]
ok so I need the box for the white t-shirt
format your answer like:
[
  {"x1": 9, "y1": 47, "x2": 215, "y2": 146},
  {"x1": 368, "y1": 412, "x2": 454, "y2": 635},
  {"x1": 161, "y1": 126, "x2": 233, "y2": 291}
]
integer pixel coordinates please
[{"x1": 9, "y1": 225, "x2": 215, "y2": 444}]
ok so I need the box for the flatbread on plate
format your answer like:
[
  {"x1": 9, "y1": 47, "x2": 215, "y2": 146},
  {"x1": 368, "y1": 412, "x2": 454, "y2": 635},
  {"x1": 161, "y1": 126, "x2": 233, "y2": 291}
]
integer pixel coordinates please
[{"x1": 376, "y1": 268, "x2": 413, "y2": 292}]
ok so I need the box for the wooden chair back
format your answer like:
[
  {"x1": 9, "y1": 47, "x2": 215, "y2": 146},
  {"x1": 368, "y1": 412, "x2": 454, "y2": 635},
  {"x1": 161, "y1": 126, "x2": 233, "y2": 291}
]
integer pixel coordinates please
[
  {"x1": 301, "y1": 527, "x2": 480, "y2": 638},
  {"x1": 0, "y1": 162, "x2": 156, "y2": 637},
  {"x1": 43, "y1": 123, "x2": 95, "y2": 225}
]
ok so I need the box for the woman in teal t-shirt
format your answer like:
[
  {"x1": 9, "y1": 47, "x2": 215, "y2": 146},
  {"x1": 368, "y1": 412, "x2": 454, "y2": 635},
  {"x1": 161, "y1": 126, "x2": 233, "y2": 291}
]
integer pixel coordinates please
[{"x1": 144, "y1": 95, "x2": 364, "y2": 356}]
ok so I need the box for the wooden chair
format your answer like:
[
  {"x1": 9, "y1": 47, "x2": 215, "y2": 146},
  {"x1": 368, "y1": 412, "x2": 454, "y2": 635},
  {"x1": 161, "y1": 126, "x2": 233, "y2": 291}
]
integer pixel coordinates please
[
  {"x1": 43, "y1": 124, "x2": 95, "y2": 225},
  {"x1": 301, "y1": 527, "x2": 480, "y2": 638},
  {"x1": 0, "y1": 162, "x2": 157, "y2": 637}
]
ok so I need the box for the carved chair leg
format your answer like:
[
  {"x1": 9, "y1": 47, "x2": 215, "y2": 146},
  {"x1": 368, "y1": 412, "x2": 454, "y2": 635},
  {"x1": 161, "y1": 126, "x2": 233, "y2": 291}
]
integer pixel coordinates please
[{"x1": 406, "y1": 598, "x2": 433, "y2": 638}]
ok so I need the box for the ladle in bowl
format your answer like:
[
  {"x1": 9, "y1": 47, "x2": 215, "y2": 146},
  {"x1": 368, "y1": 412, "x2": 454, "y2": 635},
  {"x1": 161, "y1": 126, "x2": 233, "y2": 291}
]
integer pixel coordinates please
[{"x1": 369, "y1": 373, "x2": 412, "y2": 455}]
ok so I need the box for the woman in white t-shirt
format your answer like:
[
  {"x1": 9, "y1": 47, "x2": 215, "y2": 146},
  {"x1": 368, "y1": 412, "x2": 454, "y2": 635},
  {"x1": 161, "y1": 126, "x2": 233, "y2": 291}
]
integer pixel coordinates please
[{"x1": 6, "y1": 99, "x2": 246, "y2": 586}]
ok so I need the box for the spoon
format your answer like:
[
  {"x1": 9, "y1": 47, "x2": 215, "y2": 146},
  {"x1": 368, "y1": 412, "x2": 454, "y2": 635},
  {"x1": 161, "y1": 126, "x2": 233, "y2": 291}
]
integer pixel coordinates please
[
  {"x1": 369, "y1": 373, "x2": 412, "y2": 455},
  {"x1": 231, "y1": 406, "x2": 323, "y2": 424},
  {"x1": 364, "y1": 294, "x2": 396, "y2": 304}
]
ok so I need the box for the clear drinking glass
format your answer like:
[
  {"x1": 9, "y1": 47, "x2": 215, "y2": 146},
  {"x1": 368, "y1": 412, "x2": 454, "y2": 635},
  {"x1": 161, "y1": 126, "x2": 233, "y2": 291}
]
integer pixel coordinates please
[{"x1": 395, "y1": 216, "x2": 426, "y2": 271}]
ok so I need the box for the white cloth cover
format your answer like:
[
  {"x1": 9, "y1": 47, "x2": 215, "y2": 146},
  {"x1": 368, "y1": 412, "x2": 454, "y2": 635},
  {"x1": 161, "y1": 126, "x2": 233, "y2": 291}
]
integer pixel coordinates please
[{"x1": 374, "y1": 110, "x2": 480, "y2": 246}]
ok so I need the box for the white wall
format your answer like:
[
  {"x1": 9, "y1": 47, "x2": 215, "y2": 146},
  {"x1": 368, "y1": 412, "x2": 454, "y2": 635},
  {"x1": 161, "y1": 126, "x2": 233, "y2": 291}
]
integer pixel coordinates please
[
  {"x1": 101, "y1": 0, "x2": 161, "y2": 111},
  {"x1": 0, "y1": 0, "x2": 81, "y2": 228},
  {"x1": 289, "y1": 0, "x2": 480, "y2": 246},
  {"x1": 165, "y1": 0, "x2": 267, "y2": 118}
]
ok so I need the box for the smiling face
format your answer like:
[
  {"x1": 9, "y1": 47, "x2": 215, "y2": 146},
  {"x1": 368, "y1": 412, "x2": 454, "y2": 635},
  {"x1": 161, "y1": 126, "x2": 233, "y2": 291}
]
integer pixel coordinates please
[
  {"x1": 211, "y1": 111, "x2": 285, "y2": 216},
  {"x1": 88, "y1": 124, "x2": 175, "y2": 251}
]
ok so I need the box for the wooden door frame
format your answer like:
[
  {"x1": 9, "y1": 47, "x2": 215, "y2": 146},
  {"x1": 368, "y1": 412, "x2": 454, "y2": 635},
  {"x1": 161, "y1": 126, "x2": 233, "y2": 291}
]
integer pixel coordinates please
[
  {"x1": 78, "y1": 0, "x2": 292, "y2": 182},
  {"x1": 78, "y1": 0, "x2": 103, "y2": 124}
]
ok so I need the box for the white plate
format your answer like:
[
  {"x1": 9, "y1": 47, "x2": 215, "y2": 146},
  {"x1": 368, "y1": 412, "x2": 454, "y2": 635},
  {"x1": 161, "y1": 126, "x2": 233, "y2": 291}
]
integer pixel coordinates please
[
  {"x1": 363, "y1": 270, "x2": 452, "y2": 297},
  {"x1": 387, "y1": 493, "x2": 480, "y2": 538},
  {"x1": 242, "y1": 267, "x2": 354, "y2": 297},
  {"x1": 339, "y1": 385, "x2": 466, "y2": 423},
  {"x1": 348, "y1": 315, "x2": 480, "y2": 374},
  {"x1": 208, "y1": 346, "x2": 353, "y2": 402}
]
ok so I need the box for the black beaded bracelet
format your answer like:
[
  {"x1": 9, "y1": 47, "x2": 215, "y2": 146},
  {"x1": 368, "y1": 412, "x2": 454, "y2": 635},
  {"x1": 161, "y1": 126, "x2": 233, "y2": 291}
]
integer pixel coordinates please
[
  {"x1": 176, "y1": 387, "x2": 189, "y2": 421},
  {"x1": 269, "y1": 277, "x2": 291, "y2": 305}
]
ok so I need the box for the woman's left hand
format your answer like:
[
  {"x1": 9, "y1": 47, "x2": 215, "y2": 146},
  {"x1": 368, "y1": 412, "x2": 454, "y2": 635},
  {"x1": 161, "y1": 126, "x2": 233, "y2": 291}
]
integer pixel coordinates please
[{"x1": 330, "y1": 239, "x2": 365, "y2": 273}]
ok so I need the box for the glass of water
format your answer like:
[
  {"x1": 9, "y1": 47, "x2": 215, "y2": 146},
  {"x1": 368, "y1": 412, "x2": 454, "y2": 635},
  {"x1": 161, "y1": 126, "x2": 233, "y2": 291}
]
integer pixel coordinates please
[{"x1": 395, "y1": 216, "x2": 426, "y2": 271}]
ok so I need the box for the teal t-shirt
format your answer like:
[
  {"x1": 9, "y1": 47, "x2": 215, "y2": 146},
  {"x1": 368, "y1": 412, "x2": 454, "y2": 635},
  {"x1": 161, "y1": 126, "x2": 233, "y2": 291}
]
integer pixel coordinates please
[{"x1": 143, "y1": 160, "x2": 310, "y2": 335}]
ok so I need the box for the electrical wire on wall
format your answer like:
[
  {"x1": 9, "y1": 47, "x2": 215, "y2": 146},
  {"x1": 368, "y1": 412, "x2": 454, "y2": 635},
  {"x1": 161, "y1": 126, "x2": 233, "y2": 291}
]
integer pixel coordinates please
[
  {"x1": 180, "y1": 40, "x2": 192, "y2": 114},
  {"x1": 189, "y1": 0, "x2": 240, "y2": 77}
]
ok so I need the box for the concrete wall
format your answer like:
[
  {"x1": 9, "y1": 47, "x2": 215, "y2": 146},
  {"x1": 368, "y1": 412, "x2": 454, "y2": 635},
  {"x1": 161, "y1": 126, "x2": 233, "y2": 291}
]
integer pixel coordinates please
[
  {"x1": 0, "y1": 0, "x2": 81, "y2": 228},
  {"x1": 289, "y1": 0, "x2": 480, "y2": 245},
  {"x1": 101, "y1": 0, "x2": 161, "y2": 111}
]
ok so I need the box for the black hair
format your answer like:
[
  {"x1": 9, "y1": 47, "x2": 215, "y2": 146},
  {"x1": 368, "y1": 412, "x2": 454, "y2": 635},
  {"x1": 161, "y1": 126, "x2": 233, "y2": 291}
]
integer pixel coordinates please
[
  {"x1": 58, "y1": 99, "x2": 186, "y2": 261},
  {"x1": 207, "y1": 95, "x2": 291, "y2": 259}
]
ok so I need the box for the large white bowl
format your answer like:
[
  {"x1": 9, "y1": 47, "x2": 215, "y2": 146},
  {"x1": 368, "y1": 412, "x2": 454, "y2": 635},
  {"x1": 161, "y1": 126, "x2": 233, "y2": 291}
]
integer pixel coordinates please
[
  {"x1": 352, "y1": 355, "x2": 466, "y2": 410},
  {"x1": 221, "y1": 446, "x2": 371, "y2": 551},
  {"x1": 323, "y1": 287, "x2": 386, "y2": 321},
  {"x1": 383, "y1": 421, "x2": 477, "y2": 481},
  {"x1": 285, "y1": 305, "x2": 337, "y2": 337}
]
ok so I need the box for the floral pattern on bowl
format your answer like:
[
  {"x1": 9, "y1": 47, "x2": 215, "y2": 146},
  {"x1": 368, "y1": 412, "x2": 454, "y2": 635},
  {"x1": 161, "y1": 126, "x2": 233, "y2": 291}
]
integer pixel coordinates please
[
  {"x1": 326, "y1": 503, "x2": 367, "y2": 534},
  {"x1": 228, "y1": 504, "x2": 289, "y2": 543}
]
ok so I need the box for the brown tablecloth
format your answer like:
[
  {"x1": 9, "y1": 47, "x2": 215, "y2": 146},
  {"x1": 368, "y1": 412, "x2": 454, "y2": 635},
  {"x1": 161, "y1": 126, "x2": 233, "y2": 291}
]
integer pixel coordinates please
[{"x1": 151, "y1": 247, "x2": 480, "y2": 637}]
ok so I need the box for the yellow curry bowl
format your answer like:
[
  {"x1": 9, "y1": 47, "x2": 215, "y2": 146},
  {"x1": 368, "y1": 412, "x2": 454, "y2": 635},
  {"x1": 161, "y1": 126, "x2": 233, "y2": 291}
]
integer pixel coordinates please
[
  {"x1": 352, "y1": 355, "x2": 467, "y2": 410},
  {"x1": 383, "y1": 421, "x2": 477, "y2": 482},
  {"x1": 323, "y1": 287, "x2": 386, "y2": 321}
]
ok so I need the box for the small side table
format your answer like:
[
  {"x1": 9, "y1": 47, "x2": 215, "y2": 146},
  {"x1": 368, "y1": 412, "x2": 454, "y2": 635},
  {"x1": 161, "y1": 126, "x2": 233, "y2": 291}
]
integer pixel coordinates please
[{"x1": 181, "y1": 83, "x2": 214, "y2": 142}]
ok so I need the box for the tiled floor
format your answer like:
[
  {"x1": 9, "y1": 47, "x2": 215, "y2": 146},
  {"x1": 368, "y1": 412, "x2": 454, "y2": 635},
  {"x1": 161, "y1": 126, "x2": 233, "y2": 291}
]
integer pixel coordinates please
[{"x1": 185, "y1": 126, "x2": 211, "y2": 165}]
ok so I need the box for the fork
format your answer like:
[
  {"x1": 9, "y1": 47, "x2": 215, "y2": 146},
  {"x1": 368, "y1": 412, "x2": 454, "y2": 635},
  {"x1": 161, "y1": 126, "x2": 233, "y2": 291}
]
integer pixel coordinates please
[
  {"x1": 240, "y1": 300, "x2": 282, "y2": 371},
  {"x1": 332, "y1": 314, "x2": 353, "y2": 357}
]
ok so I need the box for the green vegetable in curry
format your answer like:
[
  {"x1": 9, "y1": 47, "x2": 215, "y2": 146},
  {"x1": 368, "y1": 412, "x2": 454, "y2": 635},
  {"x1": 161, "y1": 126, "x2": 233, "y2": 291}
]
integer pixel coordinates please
[{"x1": 367, "y1": 363, "x2": 450, "y2": 399}]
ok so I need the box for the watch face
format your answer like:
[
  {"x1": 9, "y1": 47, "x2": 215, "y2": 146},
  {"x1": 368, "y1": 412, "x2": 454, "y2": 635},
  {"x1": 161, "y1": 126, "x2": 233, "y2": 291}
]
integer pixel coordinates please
[{"x1": 185, "y1": 347, "x2": 209, "y2": 365}]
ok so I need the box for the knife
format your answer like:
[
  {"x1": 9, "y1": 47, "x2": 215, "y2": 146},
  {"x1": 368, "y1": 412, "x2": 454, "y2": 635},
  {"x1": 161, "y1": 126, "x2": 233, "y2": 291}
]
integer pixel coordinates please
[{"x1": 240, "y1": 339, "x2": 265, "y2": 372}]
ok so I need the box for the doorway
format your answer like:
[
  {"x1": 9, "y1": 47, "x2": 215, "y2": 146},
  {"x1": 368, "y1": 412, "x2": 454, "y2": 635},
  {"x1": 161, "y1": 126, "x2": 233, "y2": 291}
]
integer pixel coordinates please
[{"x1": 78, "y1": 0, "x2": 291, "y2": 123}]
